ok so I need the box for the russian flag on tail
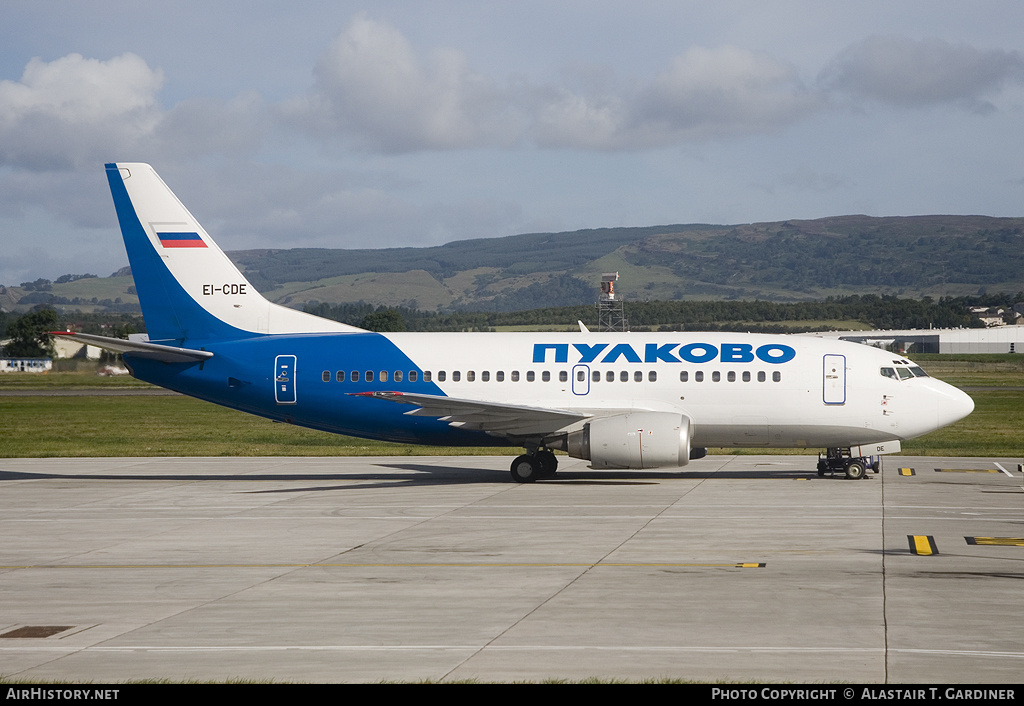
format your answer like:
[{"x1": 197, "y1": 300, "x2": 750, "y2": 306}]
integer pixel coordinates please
[{"x1": 157, "y1": 231, "x2": 207, "y2": 248}]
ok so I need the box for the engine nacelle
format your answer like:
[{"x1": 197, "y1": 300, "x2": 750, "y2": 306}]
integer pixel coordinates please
[{"x1": 566, "y1": 412, "x2": 693, "y2": 469}]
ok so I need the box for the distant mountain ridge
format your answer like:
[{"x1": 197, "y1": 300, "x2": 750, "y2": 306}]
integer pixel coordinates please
[
  {"x1": 5, "y1": 215, "x2": 1023, "y2": 313},
  {"x1": 232, "y1": 214, "x2": 1024, "y2": 311}
]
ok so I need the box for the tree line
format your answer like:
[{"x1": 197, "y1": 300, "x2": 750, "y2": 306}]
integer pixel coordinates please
[{"x1": 305, "y1": 293, "x2": 1021, "y2": 332}]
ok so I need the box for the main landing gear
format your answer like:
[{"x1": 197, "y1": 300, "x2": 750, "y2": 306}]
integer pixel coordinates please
[
  {"x1": 509, "y1": 449, "x2": 558, "y2": 483},
  {"x1": 817, "y1": 447, "x2": 882, "y2": 480}
]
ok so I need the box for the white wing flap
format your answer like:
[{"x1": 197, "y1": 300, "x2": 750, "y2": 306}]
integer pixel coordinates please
[{"x1": 350, "y1": 391, "x2": 589, "y2": 437}]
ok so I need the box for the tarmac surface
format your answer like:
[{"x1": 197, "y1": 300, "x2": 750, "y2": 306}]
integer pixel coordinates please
[{"x1": 1, "y1": 454, "x2": 1022, "y2": 683}]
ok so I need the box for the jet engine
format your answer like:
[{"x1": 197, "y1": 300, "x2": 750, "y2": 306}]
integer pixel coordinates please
[{"x1": 566, "y1": 412, "x2": 693, "y2": 469}]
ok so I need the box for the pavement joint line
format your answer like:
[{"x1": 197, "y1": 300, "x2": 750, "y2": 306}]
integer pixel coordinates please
[{"x1": 0, "y1": 561, "x2": 766, "y2": 569}]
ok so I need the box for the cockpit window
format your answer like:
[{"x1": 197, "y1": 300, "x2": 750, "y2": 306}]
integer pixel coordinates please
[
  {"x1": 909, "y1": 366, "x2": 929, "y2": 377},
  {"x1": 895, "y1": 367, "x2": 913, "y2": 380},
  {"x1": 880, "y1": 367, "x2": 898, "y2": 379}
]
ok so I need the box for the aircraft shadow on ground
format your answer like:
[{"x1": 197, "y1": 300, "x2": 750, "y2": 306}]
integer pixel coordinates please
[{"x1": 0, "y1": 462, "x2": 853, "y2": 492}]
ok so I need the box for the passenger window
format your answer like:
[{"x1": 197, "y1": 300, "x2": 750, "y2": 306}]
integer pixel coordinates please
[
  {"x1": 606, "y1": 371, "x2": 614, "y2": 382},
  {"x1": 559, "y1": 371, "x2": 568, "y2": 382},
  {"x1": 466, "y1": 371, "x2": 475, "y2": 382},
  {"x1": 394, "y1": 371, "x2": 403, "y2": 382},
  {"x1": 453, "y1": 371, "x2": 461, "y2": 382},
  {"x1": 322, "y1": 371, "x2": 330, "y2": 382},
  {"x1": 511, "y1": 371, "x2": 520, "y2": 382},
  {"x1": 620, "y1": 371, "x2": 629, "y2": 382},
  {"x1": 527, "y1": 371, "x2": 535, "y2": 382},
  {"x1": 364, "y1": 370, "x2": 374, "y2": 382},
  {"x1": 351, "y1": 370, "x2": 358, "y2": 382},
  {"x1": 649, "y1": 371, "x2": 657, "y2": 382},
  {"x1": 482, "y1": 371, "x2": 490, "y2": 382},
  {"x1": 727, "y1": 371, "x2": 736, "y2": 382},
  {"x1": 680, "y1": 371, "x2": 688, "y2": 382},
  {"x1": 496, "y1": 371, "x2": 504, "y2": 382},
  {"x1": 773, "y1": 371, "x2": 781, "y2": 382},
  {"x1": 409, "y1": 371, "x2": 418, "y2": 382},
  {"x1": 695, "y1": 371, "x2": 704, "y2": 382},
  {"x1": 634, "y1": 371, "x2": 643, "y2": 382},
  {"x1": 379, "y1": 370, "x2": 388, "y2": 382},
  {"x1": 712, "y1": 371, "x2": 721, "y2": 382},
  {"x1": 577, "y1": 370, "x2": 586, "y2": 382},
  {"x1": 742, "y1": 371, "x2": 750, "y2": 382},
  {"x1": 757, "y1": 371, "x2": 766, "y2": 382},
  {"x1": 437, "y1": 371, "x2": 446, "y2": 382},
  {"x1": 542, "y1": 371, "x2": 551, "y2": 382}
]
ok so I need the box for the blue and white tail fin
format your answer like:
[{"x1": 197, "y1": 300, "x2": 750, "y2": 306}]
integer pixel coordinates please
[{"x1": 105, "y1": 163, "x2": 361, "y2": 342}]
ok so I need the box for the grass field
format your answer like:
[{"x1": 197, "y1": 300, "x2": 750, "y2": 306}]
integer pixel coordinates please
[{"x1": 1, "y1": 357, "x2": 1019, "y2": 458}]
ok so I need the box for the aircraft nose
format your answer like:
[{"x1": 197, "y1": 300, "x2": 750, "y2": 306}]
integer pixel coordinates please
[{"x1": 933, "y1": 381, "x2": 975, "y2": 429}]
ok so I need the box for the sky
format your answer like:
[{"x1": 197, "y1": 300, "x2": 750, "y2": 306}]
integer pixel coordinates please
[{"x1": 2, "y1": 1, "x2": 1023, "y2": 286}]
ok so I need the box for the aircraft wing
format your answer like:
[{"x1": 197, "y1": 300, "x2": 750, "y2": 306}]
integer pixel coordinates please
[
  {"x1": 350, "y1": 390, "x2": 590, "y2": 436},
  {"x1": 49, "y1": 331, "x2": 213, "y2": 364}
]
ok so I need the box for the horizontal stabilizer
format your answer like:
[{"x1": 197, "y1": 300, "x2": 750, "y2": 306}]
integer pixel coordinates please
[{"x1": 50, "y1": 331, "x2": 213, "y2": 363}]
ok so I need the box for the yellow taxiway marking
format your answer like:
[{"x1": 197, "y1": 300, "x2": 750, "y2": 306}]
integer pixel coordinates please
[
  {"x1": 909, "y1": 535, "x2": 938, "y2": 555},
  {"x1": 965, "y1": 537, "x2": 1024, "y2": 547},
  {"x1": 934, "y1": 468, "x2": 1000, "y2": 473}
]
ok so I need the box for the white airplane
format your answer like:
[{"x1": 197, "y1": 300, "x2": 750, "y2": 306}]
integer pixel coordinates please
[{"x1": 53, "y1": 163, "x2": 975, "y2": 482}]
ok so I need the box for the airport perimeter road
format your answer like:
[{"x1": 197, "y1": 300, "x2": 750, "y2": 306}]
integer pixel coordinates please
[{"x1": 1, "y1": 455, "x2": 1022, "y2": 683}]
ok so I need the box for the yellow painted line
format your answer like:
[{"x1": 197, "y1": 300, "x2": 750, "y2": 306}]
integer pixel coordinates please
[
  {"x1": 898, "y1": 467, "x2": 915, "y2": 476},
  {"x1": 909, "y1": 535, "x2": 938, "y2": 555},
  {"x1": 0, "y1": 562, "x2": 765, "y2": 569},
  {"x1": 965, "y1": 537, "x2": 1024, "y2": 547},
  {"x1": 934, "y1": 468, "x2": 1000, "y2": 473}
]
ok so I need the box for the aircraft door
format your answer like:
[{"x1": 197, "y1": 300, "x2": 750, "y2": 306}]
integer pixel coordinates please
[
  {"x1": 572, "y1": 364, "x2": 590, "y2": 395},
  {"x1": 275, "y1": 354, "x2": 297, "y2": 405},
  {"x1": 823, "y1": 354, "x2": 846, "y2": 405}
]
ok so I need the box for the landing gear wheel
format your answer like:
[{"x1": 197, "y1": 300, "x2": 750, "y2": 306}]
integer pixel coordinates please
[
  {"x1": 872, "y1": 457, "x2": 882, "y2": 474},
  {"x1": 535, "y1": 450, "x2": 558, "y2": 478},
  {"x1": 845, "y1": 460, "x2": 866, "y2": 480},
  {"x1": 817, "y1": 459, "x2": 827, "y2": 477},
  {"x1": 510, "y1": 454, "x2": 540, "y2": 483}
]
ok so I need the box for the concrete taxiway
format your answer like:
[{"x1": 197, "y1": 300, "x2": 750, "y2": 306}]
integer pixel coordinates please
[{"x1": 1, "y1": 454, "x2": 1022, "y2": 683}]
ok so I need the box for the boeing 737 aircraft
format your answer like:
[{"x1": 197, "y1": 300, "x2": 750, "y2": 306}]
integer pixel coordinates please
[{"x1": 53, "y1": 163, "x2": 975, "y2": 482}]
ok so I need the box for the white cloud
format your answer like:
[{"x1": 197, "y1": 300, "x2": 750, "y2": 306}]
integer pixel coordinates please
[
  {"x1": 0, "y1": 53, "x2": 164, "y2": 169},
  {"x1": 821, "y1": 36, "x2": 1024, "y2": 111},
  {"x1": 282, "y1": 14, "x2": 523, "y2": 151},
  {"x1": 284, "y1": 16, "x2": 823, "y2": 153},
  {"x1": 536, "y1": 46, "x2": 821, "y2": 149}
]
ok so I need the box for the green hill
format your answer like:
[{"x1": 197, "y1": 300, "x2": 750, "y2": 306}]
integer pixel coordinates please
[{"x1": 6, "y1": 215, "x2": 1023, "y2": 313}]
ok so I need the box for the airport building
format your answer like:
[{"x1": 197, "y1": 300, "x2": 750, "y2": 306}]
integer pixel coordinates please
[
  {"x1": 0, "y1": 357, "x2": 53, "y2": 373},
  {"x1": 805, "y1": 326, "x2": 1024, "y2": 354}
]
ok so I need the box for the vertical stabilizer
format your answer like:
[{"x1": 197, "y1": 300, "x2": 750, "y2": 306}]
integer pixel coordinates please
[{"x1": 105, "y1": 163, "x2": 360, "y2": 342}]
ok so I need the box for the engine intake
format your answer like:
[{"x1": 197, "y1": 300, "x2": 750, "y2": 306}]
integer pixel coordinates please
[{"x1": 566, "y1": 412, "x2": 693, "y2": 469}]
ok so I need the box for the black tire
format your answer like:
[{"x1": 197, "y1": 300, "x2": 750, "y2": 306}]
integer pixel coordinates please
[
  {"x1": 510, "y1": 454, "x2": 540, "y2": 483},
  {"x1": 845, "y1": 460, "x2": 866, "y2": 480},
  {"x1": 872, "y1": 457, "x2": 882, "y2": 474},
  {"x1": 536, "y1": 450, "x2": 558, "y2": 477}
]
